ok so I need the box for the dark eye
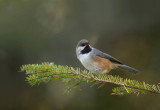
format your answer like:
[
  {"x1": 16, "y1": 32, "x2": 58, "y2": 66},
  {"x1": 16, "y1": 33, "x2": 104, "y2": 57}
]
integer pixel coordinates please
[
  {"x1": 81, "y1": 44, "x2": 86, "y2": 46},
  {"x1": 81, "y1": 42, "x2": 88, "y2": 47}
]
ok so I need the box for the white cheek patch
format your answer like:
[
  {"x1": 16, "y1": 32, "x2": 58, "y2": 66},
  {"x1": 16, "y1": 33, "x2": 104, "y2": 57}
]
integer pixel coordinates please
[{"x1": 77, "y1": 46, "x2": 85, "y2": 55}]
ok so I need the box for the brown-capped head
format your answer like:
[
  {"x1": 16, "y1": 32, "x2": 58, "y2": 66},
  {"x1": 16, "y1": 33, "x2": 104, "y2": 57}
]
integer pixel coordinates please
[{"x1": 77, "y1": 39, "x2": 89, "y2": 48}]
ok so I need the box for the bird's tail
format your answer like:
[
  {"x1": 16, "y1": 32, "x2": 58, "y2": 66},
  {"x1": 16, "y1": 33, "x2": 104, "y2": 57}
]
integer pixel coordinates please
[{"x1": 118, "y1": 64, "x2": 139, "y2": 74}]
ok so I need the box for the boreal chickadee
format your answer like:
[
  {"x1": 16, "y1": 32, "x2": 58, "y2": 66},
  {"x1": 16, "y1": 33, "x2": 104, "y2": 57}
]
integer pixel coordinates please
[{"x1": 76, "y1": 39, "x2": 139, "y2": 74}]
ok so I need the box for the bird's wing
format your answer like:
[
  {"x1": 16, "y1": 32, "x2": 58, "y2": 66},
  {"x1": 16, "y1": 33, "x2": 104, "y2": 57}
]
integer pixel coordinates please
[{"x1": 92, "y1": 48, "x2": 123, "y2": 64}]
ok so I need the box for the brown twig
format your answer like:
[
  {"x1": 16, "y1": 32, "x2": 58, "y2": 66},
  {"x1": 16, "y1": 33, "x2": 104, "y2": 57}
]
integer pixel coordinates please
[{"x1": 27, "y1": 70, "x2": 160, "y2": 94}]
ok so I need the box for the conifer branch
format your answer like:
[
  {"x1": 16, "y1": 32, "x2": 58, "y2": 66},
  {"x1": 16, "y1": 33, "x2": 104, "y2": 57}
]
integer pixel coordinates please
[{"x1": 20, "y1": 62, "x2": 160, "y2": 95}]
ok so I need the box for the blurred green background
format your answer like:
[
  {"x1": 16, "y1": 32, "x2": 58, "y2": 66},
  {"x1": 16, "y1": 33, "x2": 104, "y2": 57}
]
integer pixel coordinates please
[{"x1": 0, "y1": 0, "x2": 160, "y2": 110}]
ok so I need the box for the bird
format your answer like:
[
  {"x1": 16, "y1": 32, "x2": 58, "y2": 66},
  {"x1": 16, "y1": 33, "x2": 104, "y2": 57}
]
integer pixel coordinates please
[{"x1": 76, "y1": 39, "x2": 139, "y2": 74}]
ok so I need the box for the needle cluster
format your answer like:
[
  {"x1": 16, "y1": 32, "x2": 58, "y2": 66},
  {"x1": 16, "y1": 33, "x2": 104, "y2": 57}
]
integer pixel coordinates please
[{"x1": 20, "y1": 62, "x2": 160, "y2": 95}]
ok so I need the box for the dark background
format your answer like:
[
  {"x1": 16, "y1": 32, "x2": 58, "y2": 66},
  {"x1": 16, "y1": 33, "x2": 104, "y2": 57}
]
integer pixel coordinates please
[{"x1": 0, "y1": 0, "x2": 160, "y2": 110}]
